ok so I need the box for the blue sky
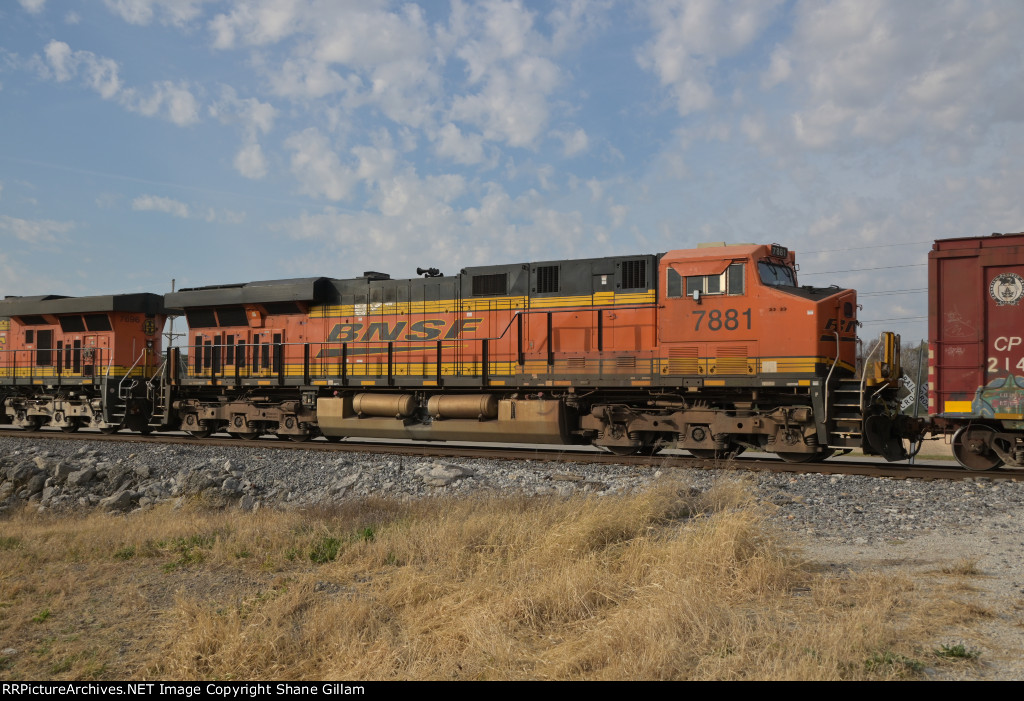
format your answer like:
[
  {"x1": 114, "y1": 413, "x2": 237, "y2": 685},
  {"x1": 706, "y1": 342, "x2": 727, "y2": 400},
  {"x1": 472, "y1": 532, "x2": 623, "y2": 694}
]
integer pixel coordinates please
[{"x1": 1, "y1": 0, "x2": 1023, "y2": 346}]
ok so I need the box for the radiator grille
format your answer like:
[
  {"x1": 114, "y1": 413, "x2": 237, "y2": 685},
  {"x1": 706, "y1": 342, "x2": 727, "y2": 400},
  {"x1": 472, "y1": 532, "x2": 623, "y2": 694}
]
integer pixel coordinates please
[
  {"x1": 714, "y1": 346, "x2": 749, "y2": 374},
  {"x1": 668, "y1": 347, "x2": 699, "y2": 374}
]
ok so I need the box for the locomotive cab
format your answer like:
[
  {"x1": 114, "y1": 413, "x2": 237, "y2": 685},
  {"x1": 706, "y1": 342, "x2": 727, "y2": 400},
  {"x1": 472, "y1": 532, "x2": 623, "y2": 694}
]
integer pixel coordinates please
[
  {"x1": 649, "y1": 242, "x2": 899, "y2": 462},
  {"x1": 658, "y1": 243, "x2": 858, "y2": 384}
]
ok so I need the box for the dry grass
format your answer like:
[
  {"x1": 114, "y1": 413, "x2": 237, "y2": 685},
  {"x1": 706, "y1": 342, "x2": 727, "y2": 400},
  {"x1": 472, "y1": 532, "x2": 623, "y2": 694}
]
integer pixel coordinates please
[
  {"x1": 940, "y1": 558, "x2": 984, "y2": 576},
  {"x1": 0, "y1": 478, "x2": 985, "y2": 680}
]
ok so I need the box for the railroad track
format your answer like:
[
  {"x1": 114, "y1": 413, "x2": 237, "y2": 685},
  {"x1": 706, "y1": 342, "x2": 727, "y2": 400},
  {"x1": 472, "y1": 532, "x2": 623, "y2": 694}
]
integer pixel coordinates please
[{"x1": 1, "y1": 427, "x2": 1017, "y2": 482}]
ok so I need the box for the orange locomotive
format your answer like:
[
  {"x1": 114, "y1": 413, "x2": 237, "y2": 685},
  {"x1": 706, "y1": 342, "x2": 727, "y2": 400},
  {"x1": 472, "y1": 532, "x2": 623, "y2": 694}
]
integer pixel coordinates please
[
  {"x1": 0, "y1": 294, "x2": 168, "y2": 432},
  {"x1": 159, "y1": 242, "x2": 906, "y2": 462}
]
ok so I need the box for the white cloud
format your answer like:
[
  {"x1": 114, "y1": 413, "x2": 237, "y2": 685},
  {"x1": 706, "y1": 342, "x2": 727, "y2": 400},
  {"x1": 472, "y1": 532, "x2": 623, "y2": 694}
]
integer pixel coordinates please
[
  {"x1": 448, "y1": 2, "x2": 565, "y2": 148},
  {"x1": 781, "y1": 0, "x2": 1024, "y2": 149},
  {"x1": 552, "y1": 128, "x2": 588, "y2": 157},
  {"x1": 38, "y1": 40, "x2": 122, "y2": 99},
  {"x1": 209, "y1": 87, "x2": 276, "y2": 178},
  {"x1": 208, "y1": 0, "x2": 304, "y2": 49},
  {"x1": 132, "y1": 194, "x2": 190, "y2": 218},
  {"x1": 285, "y1": 127, "x2": 358, "y2": 201},
  {"x1": 739, "y1": 114, "x2": 766, "y2": 145},
  {"x1": 204, "y1": 1, "x2": 582, "y2": 154},
  {"x1": 546, "y1": 0, "x2": 614, "y2": 53},
  {"x1": 43, "y1": 40, "x2": 75, "y2": 82},
  {"x1": 131, "y1": 194, "x2": 245, "y2": 223},
  {"x1": 0, "y1": 214, "x2": 74, "y2": 243},
  {"x1": 234, "y1": 141, "x2": 267, "y2": 179},
  {"x1": 637, "y1": 0, "x2": 783, "y2": 116},
  {"x1": 210, "y1": 86, "x2": 275, "y2": 135},
  {"x1": 609, "y1": 204, "x2": 627, "y2": 229},
  {"x1": 450, "y1": 56, "x2": 561, "y2": 148},
  {"x1": 64, "y1": 11, "x2": 81, "y2": 24},
  {"x1": 198, "y1": 206, "x2": 247, "y2": 224},
  {"x1": 353, "y1": 139, "x2": 397, "y2": 185},
  {"x1": 36, "y1": 42, "x2": 202, "y2": 127},
  {"x1": 103, "y1": 0, "x2": 208, "y2": 27},
  {"x1": 761, "y1": 45, "x2": 791, "y2": 89},
  {"x1": 432, "y1": 123, "x2": 486, "y2": 165},
  {"x1": 265, "y1": 57, "x2": 357, "y2": 100},
  {"x1": 120, "y1": 80, "x2": 200, "y2": 126},
  {"x1": 18, "y1": 0, "x2": 46, "y2": 14}
]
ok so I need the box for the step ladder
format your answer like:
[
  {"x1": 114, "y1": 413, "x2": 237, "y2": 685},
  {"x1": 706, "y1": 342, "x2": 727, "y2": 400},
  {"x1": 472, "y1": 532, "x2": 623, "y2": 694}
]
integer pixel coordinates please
[
  {"x1": 146, "y1": 356, "x2": 172, "y2": 428},
  {"x1": 827, "y1": 378, "x2": 863, "y2": 449}
]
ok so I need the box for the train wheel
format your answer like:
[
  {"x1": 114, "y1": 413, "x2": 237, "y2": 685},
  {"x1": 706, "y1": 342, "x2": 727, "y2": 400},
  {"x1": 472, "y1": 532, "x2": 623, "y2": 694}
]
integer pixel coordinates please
[
  {"x1": 21, "y1": 419, "x2": 40, "y2": 433},
  {"x1": 775, "y1": 449, "x2": 835, "y2": 464},
  {"x1": 288, "y1": 433, "x2": 311, "y2": 443},
  {"x1": 98, "y1": 426, "x2": 120, "y2": 435},
  {"x1": 60, "y1": 422, "x2": 80, "y2": 433},
  {"x1": 323, "y1": 435, "x2": 344, "y2": 443},
  {"x1": 188, "y1": 429, "x2": 213, "y2": 439},
  {"x1": 952, "y1": 426, "x2": 1004, "y2": 471},
  {"x1": 232, "y1": 432, "x2": 260, "y2": 441},
  {"x1": 688, "y1": 449, "x2": 719, "y2": 459}
]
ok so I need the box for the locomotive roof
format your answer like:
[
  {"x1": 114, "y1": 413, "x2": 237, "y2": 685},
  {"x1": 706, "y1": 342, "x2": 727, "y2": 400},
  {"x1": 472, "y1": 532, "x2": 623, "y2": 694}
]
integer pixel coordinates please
[
  {"x1": 661, "y1": 243, "x2": 783, "y2": 264},
  {"x1": 166, "y1": 277, "x2": 334, "y2": 309},
  {"x1": 0, "y1": 293, "x2": 167, "y2": 317}
]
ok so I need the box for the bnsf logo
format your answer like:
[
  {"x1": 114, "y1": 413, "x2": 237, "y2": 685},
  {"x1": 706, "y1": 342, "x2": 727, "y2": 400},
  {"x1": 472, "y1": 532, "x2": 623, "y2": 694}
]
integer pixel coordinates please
[
  {"x1": 327, "y1": 318, "x2": 483, "y2": 343},
  {"x1": 824, "y1": 318, "x2": 857, "y2": 334}
]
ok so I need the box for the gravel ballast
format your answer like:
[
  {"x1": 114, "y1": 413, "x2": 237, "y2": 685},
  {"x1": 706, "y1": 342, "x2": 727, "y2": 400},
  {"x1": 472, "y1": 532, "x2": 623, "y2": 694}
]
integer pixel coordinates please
[{"x1": 1, "y1": 434, "x2": 1022, "y2": 679}]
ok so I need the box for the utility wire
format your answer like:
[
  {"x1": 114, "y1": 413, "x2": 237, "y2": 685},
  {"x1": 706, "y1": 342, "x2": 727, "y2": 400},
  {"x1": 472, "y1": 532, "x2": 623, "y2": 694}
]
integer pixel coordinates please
[
  {"x1": 859, "y1": 288, "x2": 928, "y2": 296},
  {"x1": 860, "y1": 316, "x2": 927, "y2": 324},
  {"x1": 801, "y1": 263, "x2": 927, "y2": 276},
  {"x1": 802, "y1": 240, "x2": 933, "y2": 254}
]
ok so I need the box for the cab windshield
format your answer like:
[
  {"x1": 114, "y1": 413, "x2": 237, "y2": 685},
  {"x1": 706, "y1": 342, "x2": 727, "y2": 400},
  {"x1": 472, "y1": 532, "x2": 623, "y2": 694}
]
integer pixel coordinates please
[{"x1": 758, "y1": 261, "x2": 797, "y2": 287}]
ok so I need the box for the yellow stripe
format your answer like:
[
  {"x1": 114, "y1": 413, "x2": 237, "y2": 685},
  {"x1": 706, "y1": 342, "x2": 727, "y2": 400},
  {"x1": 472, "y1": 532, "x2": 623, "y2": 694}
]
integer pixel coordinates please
[
  {"x1": 994, "y1": 413, "x2": 1022, "y2": 420},
  {"x1": 310, "y1": 290, "x2": 656, "y2": 318},
  {"x1": 944, "y1": 400, "x2": 973, "y2": 413},
  {"x1": 0, "y1": 365, "x2": 155, "y2": 378},
  {"x1": 185, "y1": 355, "x2": 838, "y2": 381}
]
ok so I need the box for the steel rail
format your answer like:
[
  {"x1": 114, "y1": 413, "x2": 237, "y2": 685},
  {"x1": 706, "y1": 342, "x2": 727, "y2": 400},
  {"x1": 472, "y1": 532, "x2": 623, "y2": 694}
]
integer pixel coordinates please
[{"x1": 1, "y1": 427, "x2": 1017, "y2": 482}]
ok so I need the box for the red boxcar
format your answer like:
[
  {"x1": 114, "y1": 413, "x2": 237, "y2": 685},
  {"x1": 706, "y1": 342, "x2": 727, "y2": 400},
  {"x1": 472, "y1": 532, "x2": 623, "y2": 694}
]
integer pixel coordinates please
[{"x1": 929, "y1": 233, "x2": 1024, "y2": 469}]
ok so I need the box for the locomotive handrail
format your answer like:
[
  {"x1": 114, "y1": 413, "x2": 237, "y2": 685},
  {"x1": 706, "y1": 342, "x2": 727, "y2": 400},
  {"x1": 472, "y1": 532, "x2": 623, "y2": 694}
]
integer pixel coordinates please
[
  {"x1": 859, "y1": 335, "x2": 883, "y2": 409},
  {"x1": 0, "y1": 346, "x2": 112, "y2": 383},
  {"x1": 823, "y1": 330, "x2": 841, "y2": 421},
  {"x1": 147, "y1": 356, "x2": 167, "y2": 391},
  {"x1": 179, "y1": 301, "x2": 663, "y2": 385},
  {"x1": 118, "y1": 349, "x2": 147, "y2": 399}
]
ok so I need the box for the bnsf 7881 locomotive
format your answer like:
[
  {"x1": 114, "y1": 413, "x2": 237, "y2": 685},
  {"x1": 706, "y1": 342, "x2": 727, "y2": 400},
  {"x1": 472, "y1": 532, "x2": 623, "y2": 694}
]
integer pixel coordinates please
[{"x1": 0, "y1": 243, "x2": 908, "y2": 463}]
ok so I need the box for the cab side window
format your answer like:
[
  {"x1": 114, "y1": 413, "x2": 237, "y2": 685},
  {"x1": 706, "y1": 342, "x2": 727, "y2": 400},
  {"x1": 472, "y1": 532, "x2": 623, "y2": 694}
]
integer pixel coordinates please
[{"x1": 667, "y1": 263, "x2": 745, "y2": 297}]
